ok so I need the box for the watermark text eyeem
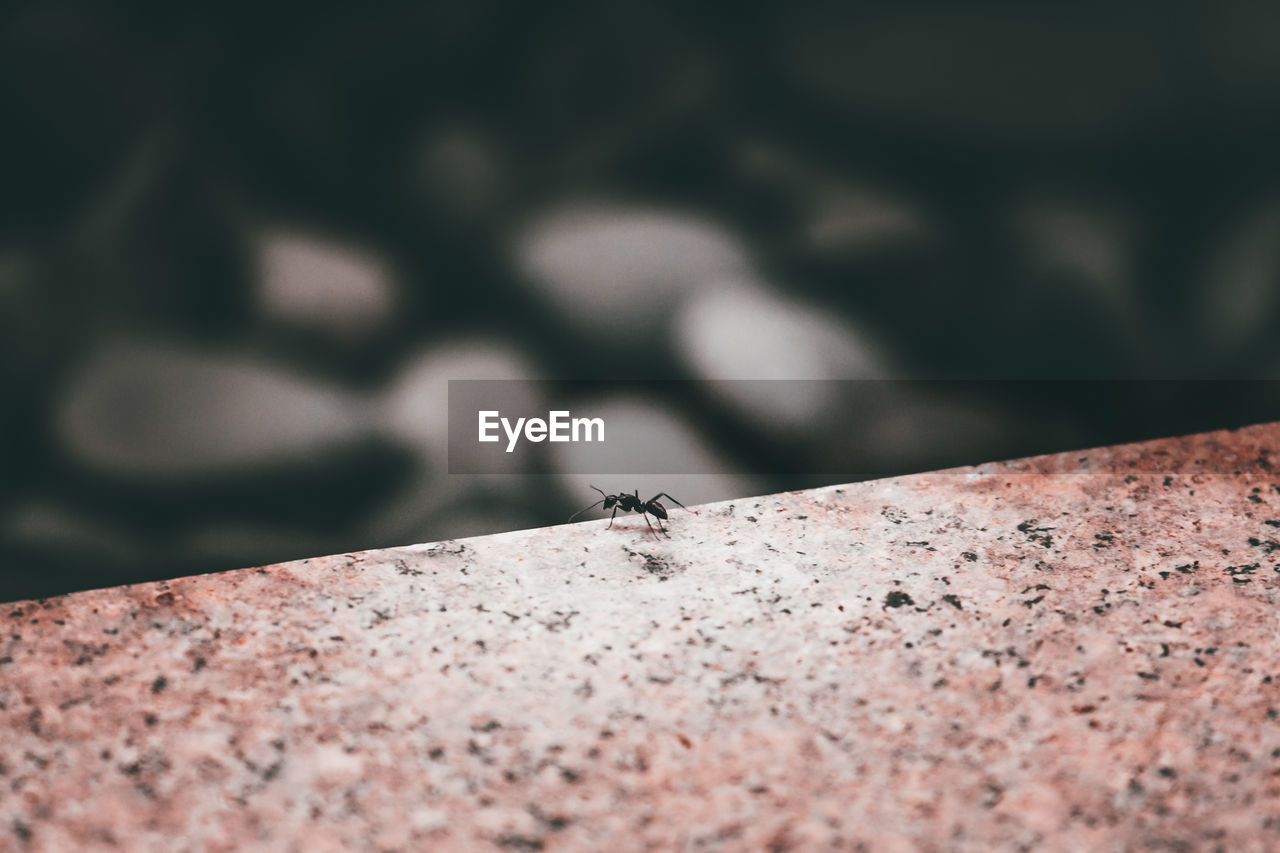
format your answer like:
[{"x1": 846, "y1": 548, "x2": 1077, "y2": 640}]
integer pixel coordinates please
[{"x1": 478, "y1": 410, "x2": 605, "y2": 453}]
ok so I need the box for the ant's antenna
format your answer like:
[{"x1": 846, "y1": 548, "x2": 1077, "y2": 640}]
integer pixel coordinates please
[
  {"x1": 569, "y1": 486, "x2": 610, "y2": 522},
  {"x1": 567, "y1": 500, "x2": 606, "y2": 522}
]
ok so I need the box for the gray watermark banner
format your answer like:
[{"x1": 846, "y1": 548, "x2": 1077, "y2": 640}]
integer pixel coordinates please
[{"x1": 448, "y1": 379, "x2": 1280, "y2": 476}]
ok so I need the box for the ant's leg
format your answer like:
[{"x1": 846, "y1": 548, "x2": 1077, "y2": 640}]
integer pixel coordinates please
[
  {"x1": 607, "y1": 506, "x2": 620, "y2": 529},
  {"x1": 648, "y1": 493, "x2": 693, "y2": 513},
  {"x1": 641, "y1": 513, "x2": 661, "y2": 538}
]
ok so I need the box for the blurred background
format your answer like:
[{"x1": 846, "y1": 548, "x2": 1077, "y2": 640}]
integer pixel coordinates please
[{"x1": 4, "y1": 2, "x2": 1280, "y2": 601}]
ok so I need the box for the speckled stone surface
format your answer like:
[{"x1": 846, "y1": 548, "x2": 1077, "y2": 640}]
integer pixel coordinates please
[{"x1": 5, "y1": 424, "x2": 1280, "y2": 851}]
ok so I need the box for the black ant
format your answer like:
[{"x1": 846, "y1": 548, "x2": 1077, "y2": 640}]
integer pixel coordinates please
[{"x1": 568, "y1": 486, "x2": 691, "y2": 537}]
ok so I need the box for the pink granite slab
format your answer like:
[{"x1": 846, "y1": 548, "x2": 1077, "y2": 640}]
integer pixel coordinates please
[{"x1": 4, "y1": 424, "x2": 1280, "y2": 851}]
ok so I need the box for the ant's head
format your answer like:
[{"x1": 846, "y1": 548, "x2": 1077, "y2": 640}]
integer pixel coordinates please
[{"x1": 589, "y1": 485, "x2": 617, "y2": 510}]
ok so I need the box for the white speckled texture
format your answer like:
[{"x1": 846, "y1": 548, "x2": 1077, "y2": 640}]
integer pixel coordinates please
[{"x1": 5, "y1": 424, "x2": 1280, "y2": 851}]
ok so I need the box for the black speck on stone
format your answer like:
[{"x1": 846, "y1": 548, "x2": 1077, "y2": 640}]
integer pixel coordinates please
[
  {"x1": 884, "y1": 591, "x2": 914, "y2": 608},
  {"x1": 1137, "y1": 671, "x2": 1158, "y2": 680},
  {"x1": 152, "y1": 676, "x2": 167, "y2": 694},
  {"x1": 942, "y1": 594, "x2": 963, "y2": 610},
  {"x1": 1157, "y1": 766, "x2": 1176, "y2": 778},
  {"x1": 880, "y1": 506, "x2": 908, "y2": 524}
]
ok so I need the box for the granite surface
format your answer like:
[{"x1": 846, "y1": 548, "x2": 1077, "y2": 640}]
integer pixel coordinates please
[{"x1": 4, "y1": 424, "x2": 1280, "y2": 851}]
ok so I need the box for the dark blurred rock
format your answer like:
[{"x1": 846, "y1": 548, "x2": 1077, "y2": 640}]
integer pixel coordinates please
[
  {"x1": 1004, "y1": 194, "x2": 1147, "y2": 377},
  {"x1": 2, "y1": 499, "x2": 145, "y2": 568},
  {"x1": 733, "y1": 138, "x2": 933, "y2": 259},
  {"x1": 778, "y1": 5, "x2": 1184, "y2": 144},
  {"x1": 1194, "y1": 201, "x2": 1280, "y2": 373},
  {"x1": 0, "y1": 499, "x2": 151, "y2": 600},
  {"x1": 66, "y1": 128, "x2": 254, "y2": 337},
  {"x1": 517, "y1": 2, "x2": 719, "y2": 177},
  {"x1": 1202, "y1": 5, "x2": 1280, "y2": 130},
  {"x1": 412, "y1": 124, "x2": 506, "y2": 228},
  {"x1": 0, "y1": 4, "x2": 158, "y2": 232}
]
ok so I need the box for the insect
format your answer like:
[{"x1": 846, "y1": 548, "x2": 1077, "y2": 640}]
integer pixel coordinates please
[{"x1": 568, "y1": 486, "x2": 690, "y2": 537}]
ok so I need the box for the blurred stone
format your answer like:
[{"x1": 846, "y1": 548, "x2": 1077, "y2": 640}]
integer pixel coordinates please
[
  {"x1": 513, "y1": 203, "x2": 751, "y2": 343},
  {"x1": 549, "y1": 395, "x2": 760, "y2": 512},
  {"x1": 1195, "y1": 201, "x2": 1280, "y2": 369},
  {"x1": 379, "y1": 340, "x2": 541, "y2": 472},
  {"x1": 779, "y1": 6, "x2": 1178, "y2": 143},
  {"x1": 256, "y1": 228, "x2": 397, "y2": 344},
  {"x1": 674, "y1": 278, "x2": 888, "y2": 432},
  {"x1": 56, "y1": 340, "x2": 368, "y2": 480}
]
